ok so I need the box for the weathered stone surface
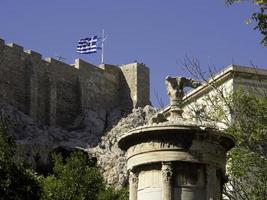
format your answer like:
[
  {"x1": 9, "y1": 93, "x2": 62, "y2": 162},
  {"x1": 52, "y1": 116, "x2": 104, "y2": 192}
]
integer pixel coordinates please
[
  {"x1": 0, "y1": 38, "x2": 154, "y2": 188},
  {"x1": 88, "y1": 105, "x2": 157, "y2": 188},
  {"x1": 0, "y1": 103, "x2": 109, "y2": 167},
  {"x1": 0, "y1": 102, "x2": 156, "y2": 186},
  {"x1": 118, "y1": 82, "x2": 235, "y2": 200},
  {"x1": 0, "y1": 39, "x2": 150, "y2": 128}
]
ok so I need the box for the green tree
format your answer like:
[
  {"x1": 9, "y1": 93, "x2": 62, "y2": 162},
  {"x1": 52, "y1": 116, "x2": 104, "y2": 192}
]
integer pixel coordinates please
[
  {"x1": 41, "y1": 150, "x2": 128, "y2": 200},
  {"x1": 0, "y1": 125, "x2": 41, "y2": 200},
  {"x1": 41, "y1": 151, "x2": 104, "y2": 200},
  {"x1": 98, "y1": 187, "x2": 128, "y2": 200},
  {"x1": 224, "y1": 92, "x2": 267, "y2": 200},
  {"x1": 0, "y1": 122, "x2": 128, "y2": 200},
  {"x1": 225, "y1": 0, "x2": 267, "y2": 46}
]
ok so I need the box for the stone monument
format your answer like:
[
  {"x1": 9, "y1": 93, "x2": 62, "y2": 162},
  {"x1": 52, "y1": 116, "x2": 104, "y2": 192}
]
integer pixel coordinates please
[{"x1": 118, "y1": 76, "x2": 235, "y2": 200}]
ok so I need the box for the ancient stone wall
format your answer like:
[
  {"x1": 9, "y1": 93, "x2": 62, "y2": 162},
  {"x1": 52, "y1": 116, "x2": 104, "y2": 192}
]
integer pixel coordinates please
[
  {"x1": 0, "y1": 38, "x2": 150, "y2": 128},
  {"x1": 120, "y1": 63, "x2": 150, "y2": 108},
  {"x1": 136, "y1": 63, "x2": 150, "y2": 107}
]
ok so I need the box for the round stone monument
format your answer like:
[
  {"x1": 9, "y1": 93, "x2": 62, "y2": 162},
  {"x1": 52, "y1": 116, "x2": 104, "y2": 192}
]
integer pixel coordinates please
[{"x1": 118, "y1": 76, "x2": 235, "y2": 200}]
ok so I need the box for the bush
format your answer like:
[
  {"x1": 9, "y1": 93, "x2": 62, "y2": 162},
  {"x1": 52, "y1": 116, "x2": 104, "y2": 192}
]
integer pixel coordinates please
[
  {"x1": 41, "y1": 151, "x2": 104, "y2": 200},
  {"x1": 0, "y1": 125, "x2": 41, "y2": 200}
]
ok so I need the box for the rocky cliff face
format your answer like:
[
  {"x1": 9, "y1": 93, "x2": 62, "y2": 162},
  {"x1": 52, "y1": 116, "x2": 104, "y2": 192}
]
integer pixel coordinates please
[
  {"x1": 88, "y1": 106, "x2": 157, "y2": 188},
  {"x1": 0, "y1": 102, "x2": 156, "y2": 186},
  {"x1": 0, "y1": 103, "x2": 118, "y2": 169}
]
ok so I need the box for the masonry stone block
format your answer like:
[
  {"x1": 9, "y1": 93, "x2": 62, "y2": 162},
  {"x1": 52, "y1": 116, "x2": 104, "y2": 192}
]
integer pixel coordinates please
[
  {"x1": 7, "y1": 43, "x2": 24, "y2": 52},
  {"x1": 25, "y1": 50, "x2": 42, "y2": 60},
  {"x1": 0, "y1": 39, "x2": 150, "y2": 127}
]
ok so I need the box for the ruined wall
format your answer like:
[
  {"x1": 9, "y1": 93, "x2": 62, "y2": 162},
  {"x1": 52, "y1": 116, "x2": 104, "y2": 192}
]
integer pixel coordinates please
[{"x1": 0, "y1": 38, "x2": 150, "y2": 128}]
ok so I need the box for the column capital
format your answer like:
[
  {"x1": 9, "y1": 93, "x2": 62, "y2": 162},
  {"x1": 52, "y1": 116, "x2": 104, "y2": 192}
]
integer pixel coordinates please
[
  {"x1": 162, "y1": 162, "x2": 173, "y2": 200},
  {"x1": 129, "y1": 170, "x2": 138, "y2": 184},
  {"x1": 129, "y1": 169, "x2": 138, "y2": 200},
  {"x1": 162, "y1": 162, "x2": 173, "y2": 182}
]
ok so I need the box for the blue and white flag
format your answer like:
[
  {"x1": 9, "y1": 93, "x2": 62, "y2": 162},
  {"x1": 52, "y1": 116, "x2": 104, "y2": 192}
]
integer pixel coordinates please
[{"x1": 76, "y1": 36, "x2": 100, "y2": 54}]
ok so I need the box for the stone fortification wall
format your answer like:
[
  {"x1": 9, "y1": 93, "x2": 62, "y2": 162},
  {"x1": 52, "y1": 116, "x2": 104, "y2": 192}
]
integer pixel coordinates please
[
  {"x1": 120, "y1": 63, "x2": 150, "y2": 108},
  {"x1": 0, "y1": 38, "x2": 150, "y2": 128}
]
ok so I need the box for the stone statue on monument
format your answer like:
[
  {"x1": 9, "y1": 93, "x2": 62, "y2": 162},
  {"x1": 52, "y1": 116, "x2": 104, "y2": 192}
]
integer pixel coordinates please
[
  {"x1": 165, "y1": 76, "x2": 201, "y2": 119},
  {"x1": 165, "y1": 76, "x2": 201, "y2": 107},
  {"x1": 149, "y1": 76, "x2": 201, "y2": 124}
]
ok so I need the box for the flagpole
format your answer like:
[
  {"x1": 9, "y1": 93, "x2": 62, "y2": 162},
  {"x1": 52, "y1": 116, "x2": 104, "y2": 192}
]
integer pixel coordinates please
[{"x1": 101, "y1": 29, "x2": 104, "y2": 64}]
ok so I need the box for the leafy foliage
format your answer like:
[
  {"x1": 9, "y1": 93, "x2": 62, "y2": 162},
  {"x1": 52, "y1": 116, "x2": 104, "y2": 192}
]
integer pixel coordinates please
[
  {"x1": 98, "y1": 187, "x2": 128, "y2": 200},
  {"x1": 0, "y1": 122, "x2": 128, "y2": 200},
  {"x1": 252, "y1": 6, "x2": 267, "y2": 46},
  {"x1": 225, "y1": 0, "x2": 267, "y2": 46},
  {"x1": 226, "y1": 148, "x2": 267, "y2": 200},
  {"x1": 41, "y1": 151, "x2": 128, "y2": 200},
  {"x1": 0, "y1": 125, "x2": 41, "y2": 200},
  {"x1": 229, "y1": 93, "x2": 267, "y2": 150},
  {"x1": 224, "y1": 93, "x2": 267, "y2": 200},
  {"x1": 41, "y1": 151, "x2": 104, "y2": 200}
]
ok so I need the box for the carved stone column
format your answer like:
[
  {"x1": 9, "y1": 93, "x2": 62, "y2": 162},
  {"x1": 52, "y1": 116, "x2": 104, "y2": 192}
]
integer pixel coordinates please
[
  {"x1": 162, "y1": 162, "x2": 173, "y2": 200},
  {"x1": 129, "y1": 170, "x2": 138, "y2": 200}
]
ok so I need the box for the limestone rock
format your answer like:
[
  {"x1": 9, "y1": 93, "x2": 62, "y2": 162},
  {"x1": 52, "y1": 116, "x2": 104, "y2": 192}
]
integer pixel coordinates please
[
  {"x1": 0, "y1": 102, "x2": 157, "y2": 187},
  {"x1": 88, "y1": 105, "x2": 157, "y2": 188},
  {"x1": 0, "y1": 103, "x2": 109, "y2": 169}
]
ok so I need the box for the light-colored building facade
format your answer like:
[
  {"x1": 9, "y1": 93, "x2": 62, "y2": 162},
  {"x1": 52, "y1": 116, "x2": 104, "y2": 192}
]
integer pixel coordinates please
[{"x1": 182, "y1": 65, "x2": 267, "y2": 129}]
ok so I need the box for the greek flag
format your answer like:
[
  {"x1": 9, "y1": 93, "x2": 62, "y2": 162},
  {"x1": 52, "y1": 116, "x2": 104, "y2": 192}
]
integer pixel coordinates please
[{"x1": 76, "y1": 36, "x2": 100, "y2": 54}]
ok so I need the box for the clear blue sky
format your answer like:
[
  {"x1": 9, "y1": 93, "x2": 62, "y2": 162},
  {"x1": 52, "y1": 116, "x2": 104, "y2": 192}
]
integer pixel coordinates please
[{"x1": 0, "y1": 0, "x2": 266, "y2": 106}]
